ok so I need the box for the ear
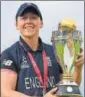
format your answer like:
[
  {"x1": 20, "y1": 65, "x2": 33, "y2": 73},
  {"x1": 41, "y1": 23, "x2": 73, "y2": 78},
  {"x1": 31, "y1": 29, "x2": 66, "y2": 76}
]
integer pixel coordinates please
[
  {"x1": 15, "y1": 22, "x2": 19, "y2": 30},
  {"x1": 40, "y1": 21, "x2": 43, "y2": 28}
]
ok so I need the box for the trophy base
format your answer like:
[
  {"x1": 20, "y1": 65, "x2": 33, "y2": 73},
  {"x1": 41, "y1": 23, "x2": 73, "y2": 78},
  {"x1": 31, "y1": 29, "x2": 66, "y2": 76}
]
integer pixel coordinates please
[
  {"x1": 55, "y1": 78, "x2": 82, "y2": 97},
  {"x1": 56, "y1": 95, "x2": 82, "y2": 97}
]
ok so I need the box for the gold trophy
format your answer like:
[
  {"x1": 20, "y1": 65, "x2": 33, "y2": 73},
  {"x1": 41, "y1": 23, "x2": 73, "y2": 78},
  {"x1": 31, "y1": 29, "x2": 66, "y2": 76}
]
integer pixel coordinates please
[{"x1": 51, "y1": 18, "x2": 82, "y2": 97}]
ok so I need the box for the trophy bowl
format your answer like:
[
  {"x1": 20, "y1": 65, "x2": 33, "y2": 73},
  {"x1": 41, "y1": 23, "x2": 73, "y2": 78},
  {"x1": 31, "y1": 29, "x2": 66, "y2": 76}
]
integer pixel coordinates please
[{"x1": 51, "y1": 18, "x2": 82, "y2": 97}]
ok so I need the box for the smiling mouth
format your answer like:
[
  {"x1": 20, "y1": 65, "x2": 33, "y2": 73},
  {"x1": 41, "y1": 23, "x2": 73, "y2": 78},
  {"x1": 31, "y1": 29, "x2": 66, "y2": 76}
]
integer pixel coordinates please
[
  {"x1": 24, "y1": 26, "x2": 34, "y2": 30},
  {"x1": 24, "y1": 26, "x2": 35, "y2": 33}
]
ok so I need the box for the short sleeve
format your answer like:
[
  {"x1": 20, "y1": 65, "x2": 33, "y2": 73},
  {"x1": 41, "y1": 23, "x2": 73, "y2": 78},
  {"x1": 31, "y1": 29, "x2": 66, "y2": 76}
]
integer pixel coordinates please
[{"x1": 0, "y1": 50, "x2": 18, "y2": 73}]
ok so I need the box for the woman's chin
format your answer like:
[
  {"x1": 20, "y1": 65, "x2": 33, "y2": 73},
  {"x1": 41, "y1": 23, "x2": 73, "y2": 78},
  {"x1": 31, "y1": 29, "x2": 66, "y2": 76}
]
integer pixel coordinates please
[{"x1": 23, "y1": 33, "x2": 35, "y2": 38}]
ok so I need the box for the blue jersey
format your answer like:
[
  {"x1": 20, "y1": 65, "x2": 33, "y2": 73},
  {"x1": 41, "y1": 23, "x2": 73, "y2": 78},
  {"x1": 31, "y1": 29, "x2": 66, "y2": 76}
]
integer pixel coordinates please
[{"x1": 1, "y1": 37, "x2": 63, "y2": 97}]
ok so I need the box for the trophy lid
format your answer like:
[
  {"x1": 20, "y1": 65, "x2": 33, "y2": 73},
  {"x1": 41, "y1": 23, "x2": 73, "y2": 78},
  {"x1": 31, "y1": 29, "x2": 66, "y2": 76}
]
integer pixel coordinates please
[{"x1": 58, "y1": 18, "x2": 76, "y2": 30}]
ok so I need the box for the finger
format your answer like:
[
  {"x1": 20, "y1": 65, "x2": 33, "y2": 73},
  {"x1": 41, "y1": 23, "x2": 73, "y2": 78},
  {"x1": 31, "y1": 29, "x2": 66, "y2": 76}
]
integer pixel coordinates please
[
  {"x1": 77, "y1": 53, "x2": 83, "y2": 59},
  {"x1": 76, "y1": 48, "x2": 83, "y2": 57},
  {"x1": 75, "y1": 61, "x2": 84, "y2": 66},
  {"x1": 74, "y1": 58, "x2": 84, "y2": 66},
  {"x1": 50, "y1": 87, "x2": 58, "y2": 94},
  {"x1": 75, "y1": 56, "x2": 84, "y2": 63},
  {"x1": 54, "y1": 94, "x2": 60, "y2": 97},
  {"x1": 80, "y1": 48, "x2": 83, "y2": 53}
]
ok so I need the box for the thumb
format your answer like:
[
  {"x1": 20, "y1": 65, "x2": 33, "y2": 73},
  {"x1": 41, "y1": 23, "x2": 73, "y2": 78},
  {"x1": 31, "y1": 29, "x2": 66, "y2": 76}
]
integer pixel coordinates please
[{"x1": 50, "y1": 87, "x2": 58, "y2": 94}]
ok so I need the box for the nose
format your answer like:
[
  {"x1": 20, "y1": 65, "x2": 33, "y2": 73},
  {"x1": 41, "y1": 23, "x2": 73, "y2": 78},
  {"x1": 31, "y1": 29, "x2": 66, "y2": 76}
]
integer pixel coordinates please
[{"x1": 24, "y1": 18, "x2": 32, "y2": 23}]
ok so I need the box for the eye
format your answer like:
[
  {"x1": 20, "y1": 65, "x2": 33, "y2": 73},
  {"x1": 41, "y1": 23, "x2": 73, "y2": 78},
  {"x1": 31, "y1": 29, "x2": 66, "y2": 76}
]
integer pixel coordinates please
[
  {"x1": 22, "y1": 16, "x2": 28, "y2": 20},
  {"x1": 30, "y1": 16, "x2": 38, "y2": 20}
]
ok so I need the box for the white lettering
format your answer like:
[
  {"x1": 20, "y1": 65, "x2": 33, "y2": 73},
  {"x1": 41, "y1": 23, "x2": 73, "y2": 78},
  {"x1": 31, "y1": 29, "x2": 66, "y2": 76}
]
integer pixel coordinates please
[
  {"x1": 25, "y1": 77, "x2": 31, "y2": 89},
  {"x1": 25, "y1": 76, "x2": 56, "y2": 89}
]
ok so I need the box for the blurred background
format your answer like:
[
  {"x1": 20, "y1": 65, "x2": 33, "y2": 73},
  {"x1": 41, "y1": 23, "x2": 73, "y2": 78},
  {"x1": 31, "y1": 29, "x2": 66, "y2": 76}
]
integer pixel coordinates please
[{"x1": 1, "y1": 1, "x2": 84, "y2": 96}]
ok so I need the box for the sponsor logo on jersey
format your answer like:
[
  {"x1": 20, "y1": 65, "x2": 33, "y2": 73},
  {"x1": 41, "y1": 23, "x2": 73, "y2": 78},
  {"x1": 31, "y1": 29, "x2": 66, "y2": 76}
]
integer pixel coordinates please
[{"x1": 2, "y1": 59, "x2": 13, "y2": 66}]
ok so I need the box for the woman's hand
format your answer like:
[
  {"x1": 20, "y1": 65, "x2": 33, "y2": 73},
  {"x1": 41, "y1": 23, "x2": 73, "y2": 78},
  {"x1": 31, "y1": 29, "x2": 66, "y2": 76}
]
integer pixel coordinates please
[{"x1": 44, "y1": 87, "x2": 59, "y2": 97}]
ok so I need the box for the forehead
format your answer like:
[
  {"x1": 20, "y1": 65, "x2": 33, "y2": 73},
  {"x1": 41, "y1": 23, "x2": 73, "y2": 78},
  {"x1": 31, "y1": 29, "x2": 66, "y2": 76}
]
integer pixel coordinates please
[{"x1": 20, "y1": 12, "x2": 39, "y2": 17}]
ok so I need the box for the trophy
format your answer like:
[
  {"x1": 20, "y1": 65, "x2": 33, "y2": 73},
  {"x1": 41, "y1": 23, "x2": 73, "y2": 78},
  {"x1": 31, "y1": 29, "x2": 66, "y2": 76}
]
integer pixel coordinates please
[{"x1": 51, "y1": 18, "x2": 82, "y2": 97}]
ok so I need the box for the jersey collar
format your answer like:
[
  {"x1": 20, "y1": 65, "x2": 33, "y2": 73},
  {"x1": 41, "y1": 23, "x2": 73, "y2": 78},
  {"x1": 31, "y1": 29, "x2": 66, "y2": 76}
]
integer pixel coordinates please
[{"x1": 19, "y1": 36, "x2": 44, "y2": 52}]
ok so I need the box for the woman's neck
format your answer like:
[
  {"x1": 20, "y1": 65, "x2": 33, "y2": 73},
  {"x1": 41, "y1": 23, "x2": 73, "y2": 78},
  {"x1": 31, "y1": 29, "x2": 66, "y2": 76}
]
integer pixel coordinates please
[{"x1": 21, "y1": 35, "x2": 39, "y2": 51}]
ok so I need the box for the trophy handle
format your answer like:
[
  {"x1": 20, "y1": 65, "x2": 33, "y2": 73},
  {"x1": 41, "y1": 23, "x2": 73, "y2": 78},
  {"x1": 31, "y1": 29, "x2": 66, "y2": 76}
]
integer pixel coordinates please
[
  {"x1": 69, "y1": 39, "x2": 81, "y2": 73},
  {"x1": 53, "y1": 41, "x2": 67, "y2": 74}
]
